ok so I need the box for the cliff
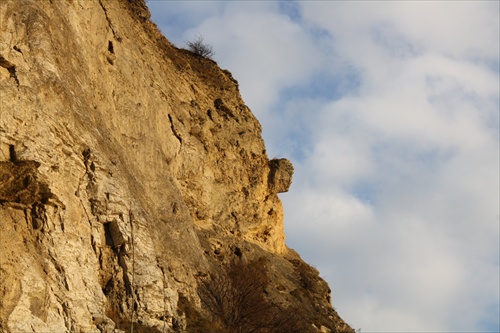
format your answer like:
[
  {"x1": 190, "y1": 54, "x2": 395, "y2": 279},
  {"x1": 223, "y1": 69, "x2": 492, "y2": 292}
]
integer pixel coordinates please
[{"x1": 0, "y1": 1, "x2": 354, "y2": 332}]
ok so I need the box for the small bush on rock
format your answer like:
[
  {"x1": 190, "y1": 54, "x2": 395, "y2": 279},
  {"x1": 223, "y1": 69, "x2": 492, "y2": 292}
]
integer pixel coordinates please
[{"x1": 186, "y1": 35, "x2": 215, "y2": 59}]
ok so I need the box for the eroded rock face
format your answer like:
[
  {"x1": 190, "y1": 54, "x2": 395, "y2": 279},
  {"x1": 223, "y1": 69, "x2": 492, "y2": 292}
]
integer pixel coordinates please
[
  {"x1": 268, "y1": 158, "x2": 294, "y2": 193},
  {"x1": 0, "y1": 0, "x2": 354, "y2": 332}
]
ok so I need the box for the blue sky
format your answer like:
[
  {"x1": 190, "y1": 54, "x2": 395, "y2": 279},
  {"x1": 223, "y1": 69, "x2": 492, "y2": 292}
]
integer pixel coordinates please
[{"x1": 147, "y1": 1, "x2": 500, "y2": 332}]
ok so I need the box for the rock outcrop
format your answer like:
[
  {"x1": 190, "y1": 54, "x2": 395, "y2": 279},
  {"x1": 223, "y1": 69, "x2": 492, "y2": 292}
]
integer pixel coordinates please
[
  {"x1": 0, "y1": 0, "x2": 354, "y2": 332},
  {"x1": 268, "y1": 158, "x2": 295, "y2": 194}
]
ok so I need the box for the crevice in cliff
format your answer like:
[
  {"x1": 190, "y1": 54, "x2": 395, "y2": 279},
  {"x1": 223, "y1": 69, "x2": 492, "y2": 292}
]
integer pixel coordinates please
[
  {"x1": 9, "y1": 145, "x2": 17, "y2": 162},
  {"x1": 106, "y1": 40, "x2": 116, "y2": 65},
  {"x1": 98, "y1": 0, "x2": 119, "y2": 40},
  {"x1": 108, "y1": 41, "x2": 114, "y2": 54},
  {"x1": 0, "y1": 55, "x2": 20, "y2": 86},
  {"x1": 76, "y1": 149, "x2": 96, "y2": 227},
  {"x1": 168, "y1": 114, "x2": 183, "y2": 146},
  {"x1": 103, "y1": 220, "x2": 126, "y2": 249}
]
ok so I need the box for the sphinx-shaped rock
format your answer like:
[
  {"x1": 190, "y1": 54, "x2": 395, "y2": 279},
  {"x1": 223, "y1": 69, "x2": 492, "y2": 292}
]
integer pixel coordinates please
[{"x1": 268, "y1": 158, "x2": 294, "y2": 193}]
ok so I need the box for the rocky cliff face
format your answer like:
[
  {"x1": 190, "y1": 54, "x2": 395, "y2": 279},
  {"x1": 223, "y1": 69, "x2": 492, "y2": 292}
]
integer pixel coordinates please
[{"x1": 0, "y1": 1, "x2": 354, "y2": 332}]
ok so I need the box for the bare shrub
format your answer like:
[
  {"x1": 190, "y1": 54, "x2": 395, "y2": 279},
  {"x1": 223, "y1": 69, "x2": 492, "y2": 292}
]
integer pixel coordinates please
[
  {"x1": 186, "y1": 35, "x2": 215, "y2": 59},
  {"x1": 198, "y1": 258, "x2": 308, "y2": 333}
]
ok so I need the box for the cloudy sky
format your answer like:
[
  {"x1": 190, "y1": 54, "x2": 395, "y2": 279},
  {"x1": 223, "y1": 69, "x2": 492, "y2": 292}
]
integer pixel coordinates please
[{"x1": 147, "y1": 1, "x2": 499, "y2": 332}]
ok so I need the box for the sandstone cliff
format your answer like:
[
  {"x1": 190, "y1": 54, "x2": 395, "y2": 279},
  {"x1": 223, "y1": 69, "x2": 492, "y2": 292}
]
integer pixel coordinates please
[{"x1": 0, "y1": 1, "x2": 354, "y2": 332}]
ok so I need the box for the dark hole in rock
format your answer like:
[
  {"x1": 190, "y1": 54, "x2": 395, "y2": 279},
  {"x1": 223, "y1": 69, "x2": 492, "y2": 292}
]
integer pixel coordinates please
[
  {"x1": 103, "y1": 278, "x2": 113, "y2": 296},
  {"x1": 23, "y1": 176, "x2": 30, "y2": 188},
  {"x1": 234, "y1": 247, "x2": 242, "y2": 258},
  {"x1": 108, "y1": 40, "x2": 114, "y2": 54},
  {"x1": 9, "y1": 145, "x2": 17, "y2": 162},
  {"x1": 104, "y1": 222, "x2": 114, "y2": 246}
]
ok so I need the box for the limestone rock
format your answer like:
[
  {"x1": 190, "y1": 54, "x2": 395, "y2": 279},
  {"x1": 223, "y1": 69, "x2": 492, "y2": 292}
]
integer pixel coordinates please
[
  {"x1": 0, "y1": 0, "x2": 354, "y2": 332},
  {"x1": 268, "y1": 158, "x2": 294, "y2": 193}
]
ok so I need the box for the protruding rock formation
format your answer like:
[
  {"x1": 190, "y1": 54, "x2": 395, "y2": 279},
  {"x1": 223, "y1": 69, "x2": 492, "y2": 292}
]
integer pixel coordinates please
[{"x1": 269, "y1": 158, "x2": 295, "y2": 193}]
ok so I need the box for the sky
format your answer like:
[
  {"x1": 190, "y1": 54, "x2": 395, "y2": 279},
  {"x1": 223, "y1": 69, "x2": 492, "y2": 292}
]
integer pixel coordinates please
[{"x1": 147, "y1": 1, "x2": 500, "y2": 332}]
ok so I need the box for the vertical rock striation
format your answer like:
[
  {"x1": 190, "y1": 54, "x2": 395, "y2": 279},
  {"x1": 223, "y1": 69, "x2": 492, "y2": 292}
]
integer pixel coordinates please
[{"x1": 0, "y1": 0, "x2": 354, "y2": 332}]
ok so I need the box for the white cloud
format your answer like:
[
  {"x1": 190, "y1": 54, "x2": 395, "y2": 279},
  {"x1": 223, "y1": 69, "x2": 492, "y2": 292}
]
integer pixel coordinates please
[
  {"x1": 149, "y1": 1, "x2": 499, "y2": 332},
  {"x1": 300, "y1": 1, "x2": 499, "y2": 62}
]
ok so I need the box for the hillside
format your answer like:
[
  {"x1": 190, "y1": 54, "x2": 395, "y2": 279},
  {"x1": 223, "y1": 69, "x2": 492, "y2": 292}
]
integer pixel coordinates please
[{"x1": 0, "y1": 1, "x2": 354, "y2": 332}]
